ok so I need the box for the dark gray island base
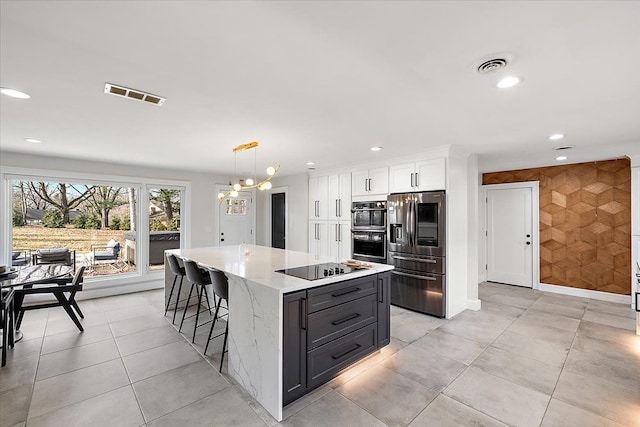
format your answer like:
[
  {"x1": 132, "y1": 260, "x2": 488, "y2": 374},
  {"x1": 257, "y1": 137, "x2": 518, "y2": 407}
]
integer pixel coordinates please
[{"x1": 283, "y1": 271, "x2": 391, "y2": 405}]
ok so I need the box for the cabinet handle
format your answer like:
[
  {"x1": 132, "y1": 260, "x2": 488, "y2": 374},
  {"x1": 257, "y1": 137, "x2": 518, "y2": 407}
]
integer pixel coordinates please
[
  {"x1": 378, "y1": 278, "x2": 383, "y2": 303},
  {"x1": 335, "y1": 224, "x2": 339, "y2": 242},
  {"x1": 392, "y1": 270, "x2": 437, "y2": 281},
  {"x1": 368, "y1": 178, "x2": 372, "y2": 191},
  {"x1": 338, "y1": 224, "x2": 341, "y2": 242},
  {"x1": 331, "y1": 312, "x2": 361, "y2": 325},
  {"x1": 410, "y1": 173, "x2": 414, "y2": 188},
  {"x1": 331, "y1": 344, "x2": 361, "y2": 360},
  {"x1": 338, "y1": 199, "x2": 342, "y2": 217},
  {"x1": 301, "y1": 298, "x2": 307, "y2": 330},
  {"x1": 336, "y1": 199, "x2": 339, "y2": 217},
  {"x1": 332, "y1": 287, "x2": 361, "y2": 297},
  {"x1": 415, "y1": 172, "x2": 419, "y2": 187}
]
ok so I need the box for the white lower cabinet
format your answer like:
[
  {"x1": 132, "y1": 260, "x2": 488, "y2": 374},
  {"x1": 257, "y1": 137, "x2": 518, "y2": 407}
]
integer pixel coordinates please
[
  {"x1": 328, "y1": 221, "x2": 351, "y2": 260},
  {"x1": 309, "y1": 221, "x2": 329, "y2": 257},
  {"x1": 309, "y1": 220, "x2": 351, "y2": 259}
]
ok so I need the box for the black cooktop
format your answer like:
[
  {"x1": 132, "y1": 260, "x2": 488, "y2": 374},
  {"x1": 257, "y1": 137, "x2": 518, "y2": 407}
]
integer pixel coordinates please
[{"x1": 276, "y1": 262, "x2": 358, "y2": 281}]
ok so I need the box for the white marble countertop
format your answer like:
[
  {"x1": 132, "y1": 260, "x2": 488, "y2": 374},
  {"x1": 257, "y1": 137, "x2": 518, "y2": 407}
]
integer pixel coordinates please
[{"x1": 167, "y1": 245, "x2": 393, "y2": 293}]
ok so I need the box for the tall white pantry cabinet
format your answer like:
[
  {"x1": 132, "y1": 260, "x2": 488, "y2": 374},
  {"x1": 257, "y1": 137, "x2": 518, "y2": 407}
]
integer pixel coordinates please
[{"x1": 309, "y1": 173, "x2": 351, "y2": 259}]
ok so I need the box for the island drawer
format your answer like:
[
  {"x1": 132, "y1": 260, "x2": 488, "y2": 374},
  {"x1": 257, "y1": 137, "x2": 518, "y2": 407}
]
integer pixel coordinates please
[
  {"x1": 307, "y1": 294, "x2": 377, "y2": 350},
  {"x1": 307, "y1": 275, "x2": 377, "y2": 313},
  {"x1": 307, "y1": 323, "x2": 377, "y2": 389}
]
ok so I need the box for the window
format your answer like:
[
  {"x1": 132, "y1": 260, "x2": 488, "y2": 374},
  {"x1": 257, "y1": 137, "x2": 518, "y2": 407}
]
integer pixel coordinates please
[
  {"x1": 147, "y1": 187, "x2": 182, "y2": 270},
  {"x1": 11, "y1": 179, "x2": 139, "y2": 277},
  {"x1": 2, "y1": 167, "x2": 190, "y2": 292}
]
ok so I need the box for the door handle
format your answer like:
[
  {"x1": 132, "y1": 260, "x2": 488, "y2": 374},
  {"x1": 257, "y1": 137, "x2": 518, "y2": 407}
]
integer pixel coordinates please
[{"x1": 526, "y1": 241, "x2": 531, "y2": 245}]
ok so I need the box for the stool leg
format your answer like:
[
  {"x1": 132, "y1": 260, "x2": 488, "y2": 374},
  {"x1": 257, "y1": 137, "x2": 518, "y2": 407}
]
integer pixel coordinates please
[
  {"x1": 165, "y1": 274, "x2": 177, "y2": 316},
  {"x1": 203, "y1": 286, "x2": 213, "y2": 315},
  {"x1": 219, "y1": 320, "x2": 229, "y2": 372},
  {"x1": 192, "y1": 285, "x2": 204, "y2": 343},
  {"x1": 204, "y1": 297, "x2": 222, "y2": 355},
  {"x1": 2, "y1": 305, "x2": 7, "y2": 367},
  {"x1": 179, "y1": 283, "x2": 195, "y2": 333},
  {"x1": 172, "y1": 276, "x2": 184, "y2": 324}
]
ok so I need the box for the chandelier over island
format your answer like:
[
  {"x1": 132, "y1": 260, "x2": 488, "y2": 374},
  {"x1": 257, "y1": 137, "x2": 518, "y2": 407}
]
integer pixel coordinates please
[{"x1": 217, "y1": 141, "x2": 280, "y2": 202}]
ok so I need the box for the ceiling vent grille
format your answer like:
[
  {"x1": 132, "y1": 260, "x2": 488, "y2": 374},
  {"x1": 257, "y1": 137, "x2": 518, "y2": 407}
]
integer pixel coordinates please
[
  {"x1": 553, "y1": 145, "x2": 575, "y2": 151},
  {"x1": 104, "y1": 83, "x2": 165, "y2": 106},
  {"x1": 476, "y1": 58, "x2": 508, "y2": 74}
]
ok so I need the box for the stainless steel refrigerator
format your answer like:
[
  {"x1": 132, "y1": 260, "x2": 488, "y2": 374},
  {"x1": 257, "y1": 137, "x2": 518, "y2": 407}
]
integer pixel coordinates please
[{"x1": 387, "y1": 190, "x2": 446, "y2": 317}]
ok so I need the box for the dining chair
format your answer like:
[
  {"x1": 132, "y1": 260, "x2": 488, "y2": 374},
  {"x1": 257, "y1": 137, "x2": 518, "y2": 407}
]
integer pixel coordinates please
[
  {"x1": 14, "y1": 266, "x2": 86, "y2": 332},
  {"x1": 1, "y1": 288, "x2": 16, "y2": 366},
  {"x1": 205, "y1": 267, "x2": 229, "y2": 372}
]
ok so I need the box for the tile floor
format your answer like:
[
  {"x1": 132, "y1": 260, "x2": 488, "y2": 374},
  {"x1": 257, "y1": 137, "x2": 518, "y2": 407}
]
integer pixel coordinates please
[{"x1": 1, "y1": 282, "x2": 639, "y2": 427}]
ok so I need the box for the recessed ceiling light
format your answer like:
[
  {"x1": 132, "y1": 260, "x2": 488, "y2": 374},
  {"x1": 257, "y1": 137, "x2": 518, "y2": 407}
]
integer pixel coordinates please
[
  {"x1": 24, "y1": 138, "x2": 42, "y2": 144},
  {"x1": 306, "y1": 162, "x2": 315, "y2": 166},
  {"x1": 496, "y1": 76, "x2": 521, "y2": 88},
  {"x1": 370, "y1": 146, "x2": 383, "y2": 152},
  {"x1": 548, "y1": 134, "x2": 565, "y2": 140},
  {"x1": 1, "y1": 87, "x2": 30, "y2": 99},
  {"x1": 555, "y1": 156, "x2": 567, "y2": 161}
]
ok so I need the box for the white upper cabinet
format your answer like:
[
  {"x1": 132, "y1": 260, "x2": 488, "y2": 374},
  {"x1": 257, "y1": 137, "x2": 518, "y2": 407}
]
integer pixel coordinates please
[
  {"x1": 389, "y1": 158, "x2": 446, "y2": 193},
  {"x1": 328, "y1": 173, "x2": 352, "y2": 220},
  {"x1": 352, "y1": 166, "x2": 389, "y2": 197},
  {"x1": 308, "y1": 175, "x2": 328, "y2": 220}
]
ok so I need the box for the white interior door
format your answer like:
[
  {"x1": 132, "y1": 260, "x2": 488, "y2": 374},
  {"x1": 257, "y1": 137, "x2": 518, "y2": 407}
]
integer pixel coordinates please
[
  {"x1": 218, "y1": 190, "x2": 255, "y2": 246},
  {"x1": 487, "y1": 186, "x2": 533, "y2": 287}
]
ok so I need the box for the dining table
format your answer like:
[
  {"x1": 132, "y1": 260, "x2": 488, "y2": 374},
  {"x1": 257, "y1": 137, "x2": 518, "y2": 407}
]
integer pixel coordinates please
[{"x1": 0, "y1": 264, "x2": 74, "y2": 342}]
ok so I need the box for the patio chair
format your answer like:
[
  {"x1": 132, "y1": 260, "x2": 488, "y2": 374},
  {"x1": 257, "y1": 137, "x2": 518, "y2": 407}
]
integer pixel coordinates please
[
  {"x1": 33, "y1": 248, "x2": 76, "y2": 271},
  {"x1": 11, "y1": 249, "x2": 31, "y2": 267},
  {"x1": 90, "y1": 240, "x2": 126, "y2": 271}
]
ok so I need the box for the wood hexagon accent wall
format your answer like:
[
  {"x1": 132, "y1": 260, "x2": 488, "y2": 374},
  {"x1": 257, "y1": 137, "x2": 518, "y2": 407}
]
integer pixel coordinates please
[{"x1": 483, "y1": 158, "x2": 631, "y2": 295}]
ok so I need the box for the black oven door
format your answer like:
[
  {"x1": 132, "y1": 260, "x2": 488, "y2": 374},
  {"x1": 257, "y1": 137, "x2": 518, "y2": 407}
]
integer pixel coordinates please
[{"x1": 352, "y1": 231, "x2": 387, "y2": 263}]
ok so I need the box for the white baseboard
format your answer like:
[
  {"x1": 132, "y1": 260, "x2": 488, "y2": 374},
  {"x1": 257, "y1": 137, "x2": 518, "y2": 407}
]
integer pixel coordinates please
[
  {"x1": 538, "y1": 282, "x2": 631, "y2": 305},
  {"x1": 466, "y1": 299, "x2": 482, "y2": 311},
  {"x1": 77, "y1": 280, "x2": 164, "y2": 300}
]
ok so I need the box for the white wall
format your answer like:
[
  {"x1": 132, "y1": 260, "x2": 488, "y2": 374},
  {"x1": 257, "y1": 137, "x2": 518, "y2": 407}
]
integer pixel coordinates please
[
  {"x1": 446, "y1": 148, "x2": 473, "y2": 318},
  {"x1": 256, "y1": 173, "x2": 309, "y2": 253},
  {"x1": 466, "y1": 154, "x2": 480, "y2": 307}
]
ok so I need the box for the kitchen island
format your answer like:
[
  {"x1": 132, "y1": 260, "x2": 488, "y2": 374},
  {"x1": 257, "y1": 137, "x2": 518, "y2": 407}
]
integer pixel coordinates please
[{"x1": 165, "y1": 245, "x2": 393, "y2": 421}]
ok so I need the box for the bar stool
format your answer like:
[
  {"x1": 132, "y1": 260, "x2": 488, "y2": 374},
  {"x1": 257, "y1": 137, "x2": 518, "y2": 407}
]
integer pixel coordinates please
[
  {"x1": 205, "y1": 268, "x2": 229, "y2": 372},
  {"x1": 1, "y1": 288, "x2": 16, "y2": 367},
  {"x1": 165, "y1": 254, "x2": 186, "y2": 324},
  {"x1": 180, "y1": 259, "x2": 214, "y2": 343}
]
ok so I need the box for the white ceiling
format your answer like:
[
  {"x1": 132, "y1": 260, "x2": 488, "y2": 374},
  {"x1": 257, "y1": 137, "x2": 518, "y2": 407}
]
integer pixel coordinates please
[{"x1": 1, "y1": 1, "x2": 639, "y2": 176}]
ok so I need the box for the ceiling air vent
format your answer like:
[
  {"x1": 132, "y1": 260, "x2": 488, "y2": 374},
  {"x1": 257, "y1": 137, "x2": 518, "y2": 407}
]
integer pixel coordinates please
[
  {"x1": 104, "y1": 83, "x2": 165, "y2": 106},
  {"x1": 554, "y1": 145, "x2": 575, "y2": 151},
  {"x1": 476, "y1": 58, "x2": 508, "y2": 74}
]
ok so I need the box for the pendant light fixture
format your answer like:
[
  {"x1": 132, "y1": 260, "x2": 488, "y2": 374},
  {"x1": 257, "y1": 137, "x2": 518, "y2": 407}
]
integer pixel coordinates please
[{"x1": 218, "y1": 141, "x2": 280, "y2": 201}]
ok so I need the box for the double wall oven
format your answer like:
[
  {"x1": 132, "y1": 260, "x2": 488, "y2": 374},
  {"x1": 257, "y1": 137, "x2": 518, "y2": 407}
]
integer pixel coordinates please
[
  {"x1": 387, "y1": 191, "x2": 446, "y2": 317},
  {"x1": 351, "y1": 201, "x2": 387, "y2": 264}
]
